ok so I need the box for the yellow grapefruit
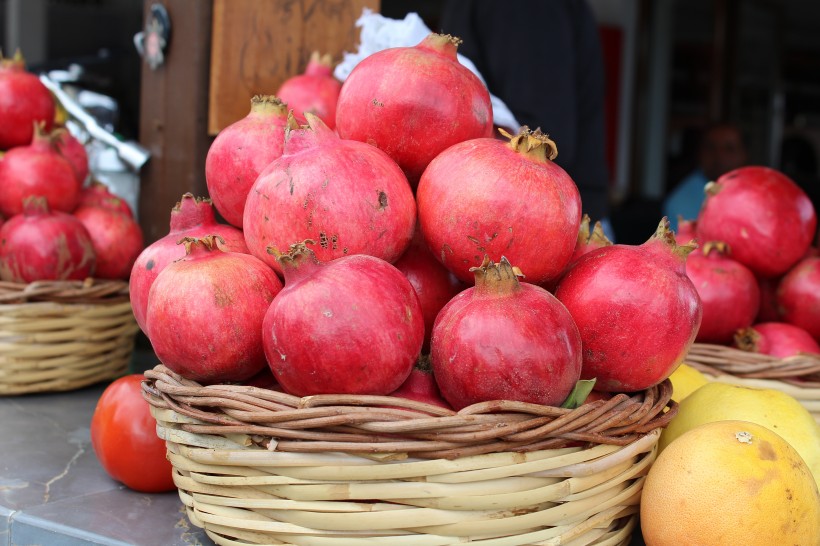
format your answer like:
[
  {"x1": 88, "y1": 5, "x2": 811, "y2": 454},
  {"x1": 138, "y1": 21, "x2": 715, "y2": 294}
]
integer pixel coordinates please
[
  {"x1": 667, "y1": 362, "x2": 708, "y2": 402},
  {"x1": 641, "y1": 420, "x2": 820, "y2": 545}
]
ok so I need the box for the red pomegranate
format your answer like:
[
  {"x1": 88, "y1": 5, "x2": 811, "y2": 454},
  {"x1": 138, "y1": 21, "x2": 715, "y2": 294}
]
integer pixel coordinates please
[
  {"x1": 0, "y1": 51, "x2": 55, "y2": 149},
  {"x1": 78, "y1": 181, "x2": 133, "y2": 218},
  {"x1": 146, "y1": 236, "x2": 283, "y2": 383},
  {"x1": 755, "y1": 274, "x2": 782, "y2": 323},
  {"x1": 262, "y1": 242, "x2": 424, "y2": 396},
  {"x1": 686, "y1": 242, "x2": 760, "y2": 344},
  {"x1": 697, "y1": 166, "x2": 817, "y2": 278},
  {"x1": 0, "y1": 196, "x2": 95, "y2": 282},
  {"x1": 243, "y1": 113, "x2": 416, "y2": 273},
  {"x1": 570, "y1": 214, "x2": 613, "y2": 265},
  {"x1": 277, "y1": 52, "x2": 342, "y2": 129},
  {"x1": 336, "y1": 33, "x2": 493, "y2": 185},
  {"x1": 55, "y1": 129, "x2": 89, "y2": 183},
  {"x1": 393, "y1": 229, "x2": 465, "y2": 352},
  {"x1": 389, "y1": 358, "x2": 451, "y2": 409},
  {"x1": 555, "y1": 218, "x2": 702, "y2": 392},
  {"x1": 735, "y1": 322, "x2": 820, "y2": 358},
  {"x1": 777, "y1": 256, "x2": 820, "y2": 341},
  {"x1": 432, "y1": 257, "x2": 582, "y2": 410},
  {"x1": 675, "y1": 217, "x2": 698, "y2": 245},
  {"x1": 74, "y1": 205, "x2": 144, "y2": 280},
  {"x1": 130, "y1": 193, "x2": 248, "y2": 332},
  {"x1": 417, "y1": 128, "x2": 582, "y2": 284},
  {"x1": 205, "y1": 95, "x2": 289, "y2": 228},
  {"x1": 0, "y1": 123, "x2": 81, "y2": 217}
]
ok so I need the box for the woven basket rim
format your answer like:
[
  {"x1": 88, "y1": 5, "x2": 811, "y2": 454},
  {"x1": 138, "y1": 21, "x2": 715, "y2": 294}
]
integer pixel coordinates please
[
  {"x1": 0, "y1": 278, "x2": 130, "y2": 304},
  {"x1": 142, "y1": 364, "x2": 677, "y2": 460},
  {"x1": 687, "y1": 342, "x2": 820, "y2": 386}
]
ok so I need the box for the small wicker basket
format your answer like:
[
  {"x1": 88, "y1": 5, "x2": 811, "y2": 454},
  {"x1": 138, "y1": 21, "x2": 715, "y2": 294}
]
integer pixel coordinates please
[
  {"x1": 686, "y1": 343, "x2": 820, "y2": 423},
  {"x1": 143, "y1": 365, "x2": 677, "y2": 545},
  {"x1": 0, "y1": 279, "x2": 139, "y2": 395}
]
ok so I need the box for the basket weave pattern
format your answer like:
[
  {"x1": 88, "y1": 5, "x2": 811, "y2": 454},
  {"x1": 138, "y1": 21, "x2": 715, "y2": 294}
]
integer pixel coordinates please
[
  {"x1": 0, "y1": 279, "x2": 138, "y2": 395},
  {"x1": 687, "y1": 343, "x2": 820, "y2": 422},
  {"x1": 144, "y1": 365, "x2": 676, "y2": 545}
]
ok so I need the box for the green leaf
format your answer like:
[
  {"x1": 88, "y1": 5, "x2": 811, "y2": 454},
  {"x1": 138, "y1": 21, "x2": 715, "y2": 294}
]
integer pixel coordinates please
[{"x1": 560, "y1": 379, "x2": 597, "y2": 409}]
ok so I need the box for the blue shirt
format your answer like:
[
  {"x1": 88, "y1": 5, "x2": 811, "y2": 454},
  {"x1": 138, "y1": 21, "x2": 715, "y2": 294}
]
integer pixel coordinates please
[{"x1": 663, "y1": 170, "x2": 709, "y2": 232}]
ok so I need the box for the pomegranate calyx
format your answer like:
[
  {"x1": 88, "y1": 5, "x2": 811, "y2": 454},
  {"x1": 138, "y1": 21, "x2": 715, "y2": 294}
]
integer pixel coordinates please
[
  {"x1": 734, "y1": 327, "x2": 761, "y2": 353},
  {"x1": 501, "y1": 126, "x2": 559, "y2": 162},
  {"x1": 250, "y1": 95, "x2": 288, "y2": 117},
  {"x1": 418, "y1": 33, "x2": 462, "y2": 58},
  {"x1": 178, "y1": 234, "x2": 224, "y2": 255},
  {"x1": 578, "y1": 214, "x2": 613, "y2": 248},
  {"x1": 470, "y1": 255, "x2": 524, "y2": 294},
  {"x1": 701, "y1": 241, "x2": 730, "y2": 257},
  {"x1": 268, "y1": 239, "x2": 320, "y2": 268},
  {"x1": 704, "y1": 181, "x2": 721, "y2": 197},
  {"x1": 306, "y1": 51, "x2": 334, "y2": 73},
  {"x1": 22, "y1": 195, "x2": 50, "y2": 216},
  {"x1": 0, "y1": 48, "x2": 25, "y2": 69},
  {"x1": 649, "y1": 217, "x2": 698, "y2": 260}
]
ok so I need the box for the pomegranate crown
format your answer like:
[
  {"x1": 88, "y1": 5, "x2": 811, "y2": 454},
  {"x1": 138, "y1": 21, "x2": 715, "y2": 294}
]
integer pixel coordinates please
[
  {"x1": 470, "y1": 256, "x2": 525, "y2": 294},
  {"x1": 578, "y1": 214, "x2": 613, "y2": 248},
  {"x1": 173, "y1": 192, "x2": 212, "y2": 211},
  {"x1": 268, "y1": 239, "x2": 320, "y2": 266},
  {"x1": 0, "y1": 48, "x2": 25, "y2": 69},
  {"x1": 499, "y1": 126, "x2": 559, "y2": 162},
  {"x1": 649, "y1": 217, "x2": 698, "y2": 259},
  {"x1": 177, "y1": 234, "x2": 225, "y2": 254}
]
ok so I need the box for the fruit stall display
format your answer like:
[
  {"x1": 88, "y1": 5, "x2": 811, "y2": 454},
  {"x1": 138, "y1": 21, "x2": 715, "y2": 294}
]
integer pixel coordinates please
[{"x1": 0, "y1": 51, "x2": 143, "y2": 394}]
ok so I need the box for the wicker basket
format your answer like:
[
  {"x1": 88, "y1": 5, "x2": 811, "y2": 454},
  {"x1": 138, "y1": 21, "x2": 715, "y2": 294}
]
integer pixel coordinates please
[
  {"x1": 0, "y1": 279, "x2": 139, "y2": 395},
  {"x1": 686, "y1": 343, "x2": 820, "y2": 423},
  {"x1": 143, "y1": 365, "x2": 677, "y2": 545}
]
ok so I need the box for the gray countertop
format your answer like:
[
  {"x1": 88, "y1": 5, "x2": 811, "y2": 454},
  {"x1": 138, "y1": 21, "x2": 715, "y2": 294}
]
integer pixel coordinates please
[{"x1": 0, "y1": 349, "x2": 212, "y2": 546}]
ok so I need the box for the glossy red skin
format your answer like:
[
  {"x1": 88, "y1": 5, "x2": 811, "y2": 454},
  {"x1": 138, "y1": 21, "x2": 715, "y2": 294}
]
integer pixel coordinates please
[
  {"x1": 555, "y1": 238, "x2": 702, "y2": 392},
  {"x1": 277, "y1": 60, "x2": 342, "y2": 129},
  {"x1": 74, "y1": 206, "x2": 143, "y2": 280},
  {"x1": 0, "y1": 200, "x2": 96, "y2": 282},
  {"x1": 263, "y1": 253, "x2": 424, "y2": 396},
  {"x1": 205, "y1": 98, "x2": 289, "y2": 228},
  {"x1": 432, "y1": 279, "x2": 581, "y2": 410},
  {"x1": 90, "y1": 375, "x2": 175, "y2": 493},
  {"x1": 0, "y1": 134, "x2": 81, "y2": 217},
  {"x1": 696, "y1": 167, "x2": 817, "y2": 278},
  {"x1": 393, "y1": 230, "x2": 465, "y2": 352},
  {"x1": 55, "y1": 130, "x2": 89, "y2": 183},
  {"x1": 740, "y1": 322, "x2": 820, "y2": 358},
  {"x1": 755, "y1": 274, "x2": 782, "y2": 323},
  {"x1": 336, "y1": 34, "x2": 493, "y2": 185},
  {"x1": 147, "y1": 243, "x2": 283, "y2": 383},
  {"x1": 129, "y1": 194, "x2": 248, "y2": 333},
  {"x1": 243, "y1": 116, "x2": 416, "y2": 274},
  {"x1": 0, "y1": 61, "x2": 55, "y2": 149},
  {"x1": 675, "y1": 218, "x2": 698, "y2": 245},
  {"x1": 417, "y1": 137, "x2": 582, "y2": 284},
  {"x1": 777, "y1": 256, "x2": 820, "y2": 341},
  {"x1": 389, "y1": 367, "x2": 451, "y2": 409},
  {"x1": 78, "y1": 183, "x2": 133, "y2": 218},
  {"x1": 686, "y1": 248, "x2": 760, "y2": 344}
]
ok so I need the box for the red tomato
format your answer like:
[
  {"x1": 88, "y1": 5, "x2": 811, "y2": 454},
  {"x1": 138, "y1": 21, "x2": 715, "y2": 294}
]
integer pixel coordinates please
[{"x1": 90, "y1": 374, "x2": 175, "y2": 493}]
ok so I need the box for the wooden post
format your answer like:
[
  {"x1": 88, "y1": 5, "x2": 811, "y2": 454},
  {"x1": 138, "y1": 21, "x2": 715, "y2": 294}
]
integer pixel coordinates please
[{"x1": 138, "y1": 0, "x2": 213, "y2": 245}]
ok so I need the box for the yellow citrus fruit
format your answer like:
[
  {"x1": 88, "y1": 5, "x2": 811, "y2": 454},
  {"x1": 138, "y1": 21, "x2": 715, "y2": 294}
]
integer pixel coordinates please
[
  {"x1": 641, "y1": 420, "x2": 820, "y2": 545},
  {"x1": 659, "y1": 382, "x2": 820, "y2": 486},
  {"x1": 667, "y1": 362, "x2": 709, "y2": 402}
]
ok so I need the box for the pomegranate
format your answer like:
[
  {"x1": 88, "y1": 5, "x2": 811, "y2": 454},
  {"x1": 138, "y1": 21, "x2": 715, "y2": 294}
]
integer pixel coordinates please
[
  {"x1": 777, "y1": 256, "x2": 820, "y2": 341},
  {"x1": 0, "y1": 123, "x2": 81, "y2": 217},
  {"x1": 146, "y1": 236, "x2": 282, "y2": 383},
  {"x1": 389, "y1": 358, "x2": 451, "y2": 409},
  {"x1": 697, "y1": 166, "x2": 817, "y2": 277},
  {"x1": 393, "y1": 229, "x2": 465, "y2": 352},
  {"x1": 675, "y1": 217, "x2": 698, "y2": 245},
  {"x1": 336, "y1": 33, "x2": 493, "y2": 185},
  {"x1": 756, "y1": 275, "x2": 782, "y2": 323},
  {"x1": 554, "y1": 218, "x2": 702, "y2": 392},
  {"x1": 417, "y1": 128, "x2": 582, "y2": 284},
  {"x1": 277, "y1": 52, "x2": 341, "y2": 129},
  {"x1": 735, "y1": 322, "x2": 820, "y2": 358},
  {"x1": 74, "y1": 205, "x2": 143, "y2": 280},
  {"x1": 55, "y1": 129, "x2": 89, "y2": 183},
  {"x1": 262, "y1": 242, "x2": 424, "y2": 396},
  {"x1": 0, "y1": 50, "x2": 55, "y2": 149},
  {"x1": 571, "y1": 214, "x2": 613, "y2": 264},
  {"x1": 130, "y1": 193, "x2": 248, "y2": 332},
  {"x1": 685, "y1": 242, "x2": 760, "y2": 344},
  {"x1": 205, "y1": 95, "x2": 289, "y2": 228},
  {"x1": 432, "y1": 256, "x2": 582, "y2": 410},
  {"x1": 78, "y1": 181, "x2": 133, "y2": 218},
  {"x1": 0, "y1": 196, "x2": 95, "y2": 282},
  {"x1": 243, "y1": 114, "x2": 416, "y2": 273}
]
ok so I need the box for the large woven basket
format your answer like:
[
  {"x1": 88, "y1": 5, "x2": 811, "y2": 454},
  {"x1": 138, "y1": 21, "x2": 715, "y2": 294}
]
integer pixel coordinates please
[
  {"x1": 687, "y1": 343, "x2": 820, "y2": 423},
  {"x1": 143, "y1": 365, "x2": 677, "y2": 545},
  {"x1": 0, "y1": 279, "x2": 139, "y2": 395}
]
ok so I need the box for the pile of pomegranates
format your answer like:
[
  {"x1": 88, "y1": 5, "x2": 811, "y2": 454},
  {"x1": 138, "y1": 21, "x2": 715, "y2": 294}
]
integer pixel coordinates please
[
  {"x1": 0, "y1": 52, "x2": 143, "y2": 284},
  {"x1": 130, "y1": 32, "x2": 737, "y2": 413}
]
